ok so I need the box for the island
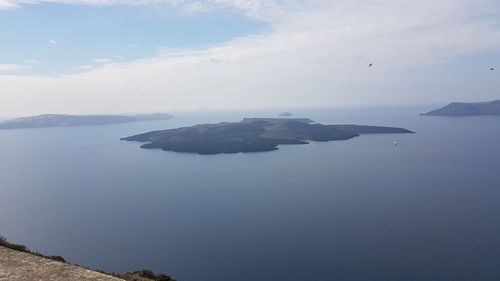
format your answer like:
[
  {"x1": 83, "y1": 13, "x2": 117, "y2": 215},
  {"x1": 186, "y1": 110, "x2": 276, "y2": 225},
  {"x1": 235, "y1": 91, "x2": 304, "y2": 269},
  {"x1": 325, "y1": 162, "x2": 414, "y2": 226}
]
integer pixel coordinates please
[
  {"x1": 278, "y1": 112, "x2": 293, "y2": 117},
  {"x1": 422, "y1": 100, "x2": 500, "y2": 116},
  {"x1": 0, "y1": 113, "x2": 173, "y2": 130},
  {"x1": 122, "y1": 118, "x2": 413, "y2": 154}
]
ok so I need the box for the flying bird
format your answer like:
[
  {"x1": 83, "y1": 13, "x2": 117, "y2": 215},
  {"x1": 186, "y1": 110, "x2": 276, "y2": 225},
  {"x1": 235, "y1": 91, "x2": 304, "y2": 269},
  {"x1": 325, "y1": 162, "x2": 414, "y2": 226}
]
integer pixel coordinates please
[
  {"x1": 490, "y1": 67, "x2": 495, "y2": 71},
  {"x1": 369, "y1": 63, "x2": 373, "y2": 67}
]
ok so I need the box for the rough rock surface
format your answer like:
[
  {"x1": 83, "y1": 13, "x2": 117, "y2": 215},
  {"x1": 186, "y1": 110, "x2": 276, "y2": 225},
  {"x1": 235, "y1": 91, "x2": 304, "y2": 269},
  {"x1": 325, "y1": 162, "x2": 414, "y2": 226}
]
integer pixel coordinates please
[{"x1": 0, "y1": 246, "x2": 123, "y2": 281}]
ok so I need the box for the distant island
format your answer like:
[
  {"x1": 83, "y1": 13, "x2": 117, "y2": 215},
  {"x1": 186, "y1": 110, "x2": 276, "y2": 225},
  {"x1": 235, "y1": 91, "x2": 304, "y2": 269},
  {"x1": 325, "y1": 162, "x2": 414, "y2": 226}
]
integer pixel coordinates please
[
  {"x1": 122, "y1": 118, "x2": 413, "y2": 154},
  {"x1": 423, "y1": 100, "x2": 500, "y2": 116},
  {"x1": 0, "y1": 113, "x2": 173, "y2": 130},
  {"x1": 278, "y1": 112, "x2": 293, "y2": 117}
]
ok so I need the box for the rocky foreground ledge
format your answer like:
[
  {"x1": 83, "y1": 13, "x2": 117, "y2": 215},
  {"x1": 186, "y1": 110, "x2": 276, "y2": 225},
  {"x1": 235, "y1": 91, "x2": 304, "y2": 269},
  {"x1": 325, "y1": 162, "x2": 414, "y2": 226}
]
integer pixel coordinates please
[
  {"x1": 0, "y1": 236, "x2": 175, "y2": 281},
  {"x1": 0, "y1": 246, "x2": 123, "y2": 281}
]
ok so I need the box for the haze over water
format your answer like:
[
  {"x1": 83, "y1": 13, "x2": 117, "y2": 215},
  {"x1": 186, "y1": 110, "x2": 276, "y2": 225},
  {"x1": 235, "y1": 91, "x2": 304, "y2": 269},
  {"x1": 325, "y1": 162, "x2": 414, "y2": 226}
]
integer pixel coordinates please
[{"x1": 1, "y1": 107, "x2": 500, "y2": 281}]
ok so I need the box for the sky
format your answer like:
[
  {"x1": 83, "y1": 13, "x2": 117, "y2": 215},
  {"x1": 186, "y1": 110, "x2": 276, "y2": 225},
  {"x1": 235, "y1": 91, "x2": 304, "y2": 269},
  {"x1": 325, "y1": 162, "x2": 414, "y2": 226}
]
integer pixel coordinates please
[{"x1": 0, "y1": 0, "x2": 499, "y2": 116}]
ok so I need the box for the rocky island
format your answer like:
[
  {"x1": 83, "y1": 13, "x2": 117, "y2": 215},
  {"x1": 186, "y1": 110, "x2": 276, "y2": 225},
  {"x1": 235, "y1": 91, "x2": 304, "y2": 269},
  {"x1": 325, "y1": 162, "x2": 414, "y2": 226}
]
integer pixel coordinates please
[
  {"x1": 122, "y1": 118, "x2": 413, "y2": 154},
  {"x1": 423, "y1": 100, "x2": 500, "y2": 116},
  {"x1": 0, "y1": 113, "x2": 173, "y2": 130}
]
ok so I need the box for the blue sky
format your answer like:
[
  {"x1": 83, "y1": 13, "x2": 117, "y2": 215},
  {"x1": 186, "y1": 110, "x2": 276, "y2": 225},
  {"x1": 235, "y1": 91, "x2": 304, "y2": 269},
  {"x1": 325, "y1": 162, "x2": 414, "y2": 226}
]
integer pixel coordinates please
[
  {"x1": 0, "y1": 0, "x2": 499, "y2": 116},
  {"x1": 0, "y1": 3, "x2": 269, "y2": 74}
]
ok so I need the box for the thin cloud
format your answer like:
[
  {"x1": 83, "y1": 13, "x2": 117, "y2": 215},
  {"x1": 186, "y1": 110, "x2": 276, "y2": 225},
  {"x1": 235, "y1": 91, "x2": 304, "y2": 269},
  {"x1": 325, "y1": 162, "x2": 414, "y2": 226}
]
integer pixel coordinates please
[
  {"x1": 1, "y1": 0, "x2": 500, "y2": 116},
  {"x1": 0, "y1": 0, "x2": 293, "y2": 20},
  {"x1": 23, "y1": 59, "x2": 41, "y2": 64},
  {"x1": 0, "y1": 0, "x2": 18, "y2": 9},
  {"x1": 0, "y1": 63, "x2": 26, "y2": 72},
  {"x1": 92, "y1": 58, "x2": 113, "y2": 64},
  {"x1": 77, "y1": 65, "x2": 94, "y2": 70}
]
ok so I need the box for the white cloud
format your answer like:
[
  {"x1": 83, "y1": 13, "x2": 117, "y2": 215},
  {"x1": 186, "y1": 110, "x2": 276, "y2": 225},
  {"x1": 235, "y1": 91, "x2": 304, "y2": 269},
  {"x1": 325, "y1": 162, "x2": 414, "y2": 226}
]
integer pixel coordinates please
[
  {"x1": 92, "y1": 58, "x2": 113, "y2": 64},
  {"x1": 78, "y1": 65, "x2": 94, "y2": 70},
  {"x1": 0, "y1": 0, "x2": 306, "y2": 23},
  {"x1": 0, "y1": 0, "x2": 19, "y2": 9},
  {"x1": 1, "y1": 0, "x2": 500, "y2": 116},
  {"x1": 23, "y1": 59, "x2": 41, "y2": 64},
  {"x1": 0, "y1": 0, "x2": 295, "y2": 19},
  {"x1": 0, "y1": 63, "x2": 26, "y2": 72}
]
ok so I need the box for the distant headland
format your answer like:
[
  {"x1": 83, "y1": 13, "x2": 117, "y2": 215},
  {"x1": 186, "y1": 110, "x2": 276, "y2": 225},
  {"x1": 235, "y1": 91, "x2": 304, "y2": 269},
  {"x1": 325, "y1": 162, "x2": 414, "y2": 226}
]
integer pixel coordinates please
[
  {"x1": 0, "y1": 113, "x2": 173, "y2": 130},
  {"x1": 422, "y1": 100, "x2": 500, "y2": 116},
  {"x1": 122, "y1": 118, "x2": 413, "y2": 155}
]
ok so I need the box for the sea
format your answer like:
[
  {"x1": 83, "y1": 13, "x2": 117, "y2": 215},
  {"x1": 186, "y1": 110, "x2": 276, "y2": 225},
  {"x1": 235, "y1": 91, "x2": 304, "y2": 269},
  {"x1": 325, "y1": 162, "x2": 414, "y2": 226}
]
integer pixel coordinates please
[{"x1": 1, "y1": 106, "x2": 499, "y2": 281}]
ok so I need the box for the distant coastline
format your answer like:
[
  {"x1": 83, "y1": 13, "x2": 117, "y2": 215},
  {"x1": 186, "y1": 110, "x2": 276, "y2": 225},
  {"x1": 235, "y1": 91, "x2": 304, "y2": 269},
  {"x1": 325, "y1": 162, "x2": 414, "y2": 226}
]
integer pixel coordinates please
[
  {"x1": 422, "y1": 100, "x2": 500, "y2": 116},
  {"x1": 0, "y1": 113, "x2": 173, "y2": 130}
]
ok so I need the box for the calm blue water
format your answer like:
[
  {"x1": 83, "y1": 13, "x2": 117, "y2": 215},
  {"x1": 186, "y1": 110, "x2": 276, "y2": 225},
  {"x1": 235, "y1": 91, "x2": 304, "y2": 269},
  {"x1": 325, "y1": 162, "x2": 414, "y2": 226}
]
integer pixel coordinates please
[{"x1": 1, "y1": 107, "x2": 500, "y2": 281}]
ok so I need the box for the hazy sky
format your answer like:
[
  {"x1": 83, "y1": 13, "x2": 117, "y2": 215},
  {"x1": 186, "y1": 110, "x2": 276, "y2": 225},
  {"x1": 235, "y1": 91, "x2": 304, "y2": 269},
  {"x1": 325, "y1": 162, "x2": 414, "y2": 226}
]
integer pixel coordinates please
[{"x1": 0, "y1": 0, "x2": 499, "y2": 116}]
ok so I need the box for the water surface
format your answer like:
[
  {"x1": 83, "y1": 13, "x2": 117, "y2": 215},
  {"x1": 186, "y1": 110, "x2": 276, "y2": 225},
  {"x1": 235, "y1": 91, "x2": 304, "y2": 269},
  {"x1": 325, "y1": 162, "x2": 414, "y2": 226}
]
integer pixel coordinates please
[{"x1": 1, "y1": 107, "x2": 499, "y2": 281}]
